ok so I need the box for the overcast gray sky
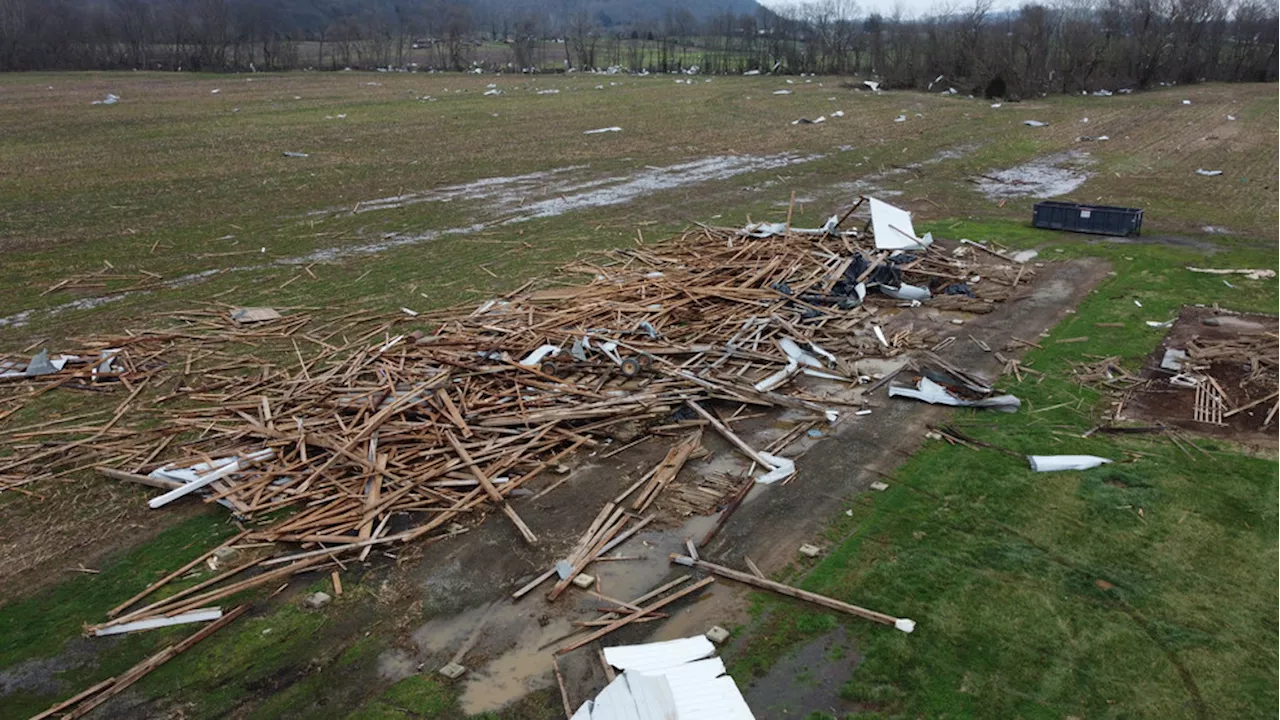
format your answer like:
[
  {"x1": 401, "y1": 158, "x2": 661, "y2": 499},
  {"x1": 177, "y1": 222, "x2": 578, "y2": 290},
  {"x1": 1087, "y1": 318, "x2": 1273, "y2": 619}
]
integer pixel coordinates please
[{"x1": 758, "y1": 0, "x2": 1014, "y2": 20}]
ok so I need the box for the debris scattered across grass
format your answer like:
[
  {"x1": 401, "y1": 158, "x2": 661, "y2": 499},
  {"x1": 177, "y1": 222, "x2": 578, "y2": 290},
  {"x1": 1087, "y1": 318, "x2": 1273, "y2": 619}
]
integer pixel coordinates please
[{"x1": 1185, "y1": 266, "x2": 1275, "y2": 281}]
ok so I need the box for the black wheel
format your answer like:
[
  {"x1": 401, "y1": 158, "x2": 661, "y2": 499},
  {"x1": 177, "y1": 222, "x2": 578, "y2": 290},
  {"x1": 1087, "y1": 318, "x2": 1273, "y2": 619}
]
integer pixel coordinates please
[
  {"x1": 539, "y1": 360, "x2": 560, "y2": 376},
  {"x1": 635, "y1": 354, "x2": 653, "y2": 369},
  {"x1": 620, "y1": 358, "x2": 641, "y2": 377}
]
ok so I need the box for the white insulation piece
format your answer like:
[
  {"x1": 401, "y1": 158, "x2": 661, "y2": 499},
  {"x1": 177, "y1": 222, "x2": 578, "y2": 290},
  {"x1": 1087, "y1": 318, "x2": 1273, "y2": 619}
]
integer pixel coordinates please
[{"x1": 1027, "y1": 455, "x2": 1112, "y2": 472}]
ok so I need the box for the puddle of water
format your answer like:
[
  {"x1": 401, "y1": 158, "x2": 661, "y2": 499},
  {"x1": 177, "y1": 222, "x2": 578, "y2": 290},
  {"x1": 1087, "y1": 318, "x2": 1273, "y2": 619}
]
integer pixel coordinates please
[
  {"x1": 974, "y1": 151, "x2": 1092, "y2": 199},
  {"x1": 376, "y1": 649, "x2": 418, "y2": 682},
  {"x1": 309, "y1": 165, "x2": 590, "y2": 217},
  {"x1": 311, "y1": 153, "x2": 822, "y2": 224},
  {"x1": 2, "y1": 153, "x2": 825, "y2": 329},
  {"x1": 457, "y1": 616, "x2": 573, "y2": 714}
]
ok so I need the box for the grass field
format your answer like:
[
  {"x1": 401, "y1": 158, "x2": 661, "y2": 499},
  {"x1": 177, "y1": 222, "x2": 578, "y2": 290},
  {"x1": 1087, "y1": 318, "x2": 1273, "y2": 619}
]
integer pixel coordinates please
[{"x1": 0, "y1": 72, "x2": 1275, "y2": 719}]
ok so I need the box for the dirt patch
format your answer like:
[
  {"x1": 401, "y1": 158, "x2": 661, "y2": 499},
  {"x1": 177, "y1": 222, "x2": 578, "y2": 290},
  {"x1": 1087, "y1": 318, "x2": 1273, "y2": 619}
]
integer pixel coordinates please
[
  {"x1": 0, "y1": 479, "x2": 208, "y2": 603},
  {"x1": 1123, "y1": 306, "x2": 1277, "y2": 444},
  {"x1": 0, "y1": 638, "x2": 98, "y2": 697},
  {"x1": 742, "y1": 626, "x2": 860, "y2": 717},
  {"x1": 974, "y1": 150, "x2": 1093, "y2": 199}
]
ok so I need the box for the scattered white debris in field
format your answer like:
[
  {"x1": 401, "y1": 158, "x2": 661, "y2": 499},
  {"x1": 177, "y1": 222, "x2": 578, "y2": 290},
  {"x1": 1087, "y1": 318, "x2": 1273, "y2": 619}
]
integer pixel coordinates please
[
  {"x1": 91, "y1": 93, "x2": 119, "y2": 105},
  {"x1": 773, "y1": 89, "x2": 792, "y2": 95},
  {"x1": 1226, "y1": 114, "x2": 1236, "y2": 120},
  {"x1": 583, "y1": 126, "x2": 621, "y2": 135},
  {"x1": 1182, "y1": 99, "x2": 1191, "y2": 105},
  {"x1": 991, "y1": 102, "x2": 1002, "y2": 108},
  {"x1": 1195, "y1": 169, "x2": 1223, "y2": 176},
  {"x1": 1023, "y1": 120, "x2": 1048, "y2": 127},
  {"x1": 894, "y1": 114, "x2": 906, "y2": 122},
  {"x1": 211, "y1": 88, "x2": 220, "y2": 94}
]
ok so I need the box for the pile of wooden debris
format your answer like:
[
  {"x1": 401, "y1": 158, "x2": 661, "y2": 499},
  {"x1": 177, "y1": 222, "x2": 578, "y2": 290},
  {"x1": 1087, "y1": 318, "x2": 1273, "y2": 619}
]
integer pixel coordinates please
[{"x1": 3, "y1": 212, "x2": 1031, "y2": 534}]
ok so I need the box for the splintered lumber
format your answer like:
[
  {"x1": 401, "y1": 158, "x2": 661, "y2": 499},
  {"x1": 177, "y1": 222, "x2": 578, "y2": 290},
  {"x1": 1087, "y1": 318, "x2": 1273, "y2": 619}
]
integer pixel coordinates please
[
  {"x1": 2, "y1": 209, "x2": 1032, "y2": 577},
  {"x1": 685, "y1": 401, "x2": 772, "y2": 468},
  {"x1": 631, "y1": 431, "x2": 701, "y2": 513},
  {"x1": 513, "y1": 514, "x2": 654, "y2": 600},
  {"x1": 670, "y1": 554, "x2": 913, "y2": 631},
  {"x1": 554, "y1": 576, "x2": 714, "y2": 655},
  {"x1": 56, "y1": 605, "x2": 248, "y2": 720},
  {"x1": 107, "y1": 530, "x2": 249, "y2": 617},
  {"x1": 547, "y1": 508, "x2": 630, "y2": 601},
  {"x1": 446, "y1": 431, "x2": 537, "y2": 544},
  {"x1": 94, "y1": 466, "x2": 181, "y2": 491},
  {"x1": 699, "y1": 476, "x2": 754, "y2": 547},
  {"x1": 27, "y1": 676, "x2": 119, "y2": 720}
]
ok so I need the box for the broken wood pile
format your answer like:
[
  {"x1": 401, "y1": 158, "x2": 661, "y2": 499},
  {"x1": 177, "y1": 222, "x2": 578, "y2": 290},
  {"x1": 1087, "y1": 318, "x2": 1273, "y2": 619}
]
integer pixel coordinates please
[
  {"x1": 1183, "y1": 335, "x2": 1279, "y2": 428},
  {"x1": 1070, "y1": 356, "x2": 1146, "y2": 390},
  {"x1": 1, "y1": 220, "x2": 1031, "y2": 567}
]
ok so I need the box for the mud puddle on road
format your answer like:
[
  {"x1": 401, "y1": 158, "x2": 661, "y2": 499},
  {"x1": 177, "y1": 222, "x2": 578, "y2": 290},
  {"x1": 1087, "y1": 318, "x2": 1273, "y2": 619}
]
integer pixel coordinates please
[
  {"x1": 456, "y1": 616, "x2": 576, "y2": 713},
  {"x1": 446, "y1": 512, "x2": 719, "y2": 714}
]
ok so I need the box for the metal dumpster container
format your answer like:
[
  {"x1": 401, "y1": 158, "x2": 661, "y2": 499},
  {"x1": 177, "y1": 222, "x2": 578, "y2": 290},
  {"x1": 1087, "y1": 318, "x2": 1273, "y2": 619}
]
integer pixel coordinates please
[{"x1": 1032, "y1": 201, "x2": 1143, "y2": 237}]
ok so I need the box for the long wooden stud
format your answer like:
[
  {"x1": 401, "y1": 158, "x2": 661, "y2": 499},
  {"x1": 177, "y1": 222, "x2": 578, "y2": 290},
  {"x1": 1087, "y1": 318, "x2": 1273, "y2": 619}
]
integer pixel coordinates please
[
  {"x1": 670, "y1": 554, "x2": 910, "y2": 630},
  {"x1": 555, "y1": 576, "x2": 713, "y2": 655}
]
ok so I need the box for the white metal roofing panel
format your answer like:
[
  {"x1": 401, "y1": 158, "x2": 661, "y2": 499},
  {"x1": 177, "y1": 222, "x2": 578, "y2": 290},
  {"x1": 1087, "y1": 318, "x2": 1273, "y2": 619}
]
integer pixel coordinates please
[
  {"x1": 626, "y1": 671, "x2": 680, "y2": 720},
  {"x1": 590, "y1": 675, "x2": 644, "y2": 720},
  {"x1": 603, "y1": 636, "x2": 715, "y2": 674},
  {"x1": 870, "y1": 197, "x2": 932, "y2": 250}
]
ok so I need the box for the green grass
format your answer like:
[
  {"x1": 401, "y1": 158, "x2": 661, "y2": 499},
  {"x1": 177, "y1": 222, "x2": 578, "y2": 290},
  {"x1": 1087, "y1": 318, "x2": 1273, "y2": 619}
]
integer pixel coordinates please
[
  {"x1": 728, "y1": 221, "x2": 1279, "y2": 718},
  {"x1": 0, "y1": 512, "x2": 235, "y2": 717},
  {"x1": 0, "y1": 74, "x2": 1276, "y2": 719}
]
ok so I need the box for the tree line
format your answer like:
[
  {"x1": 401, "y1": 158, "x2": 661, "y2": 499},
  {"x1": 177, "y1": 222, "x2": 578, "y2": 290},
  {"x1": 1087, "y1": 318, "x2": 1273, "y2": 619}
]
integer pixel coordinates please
[{"x1": 0, "y1": 0, "x2": 1274, "y2": 97}]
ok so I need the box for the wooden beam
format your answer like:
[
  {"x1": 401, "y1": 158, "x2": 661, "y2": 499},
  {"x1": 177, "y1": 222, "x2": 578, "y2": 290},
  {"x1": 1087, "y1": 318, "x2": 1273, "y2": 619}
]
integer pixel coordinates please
[
  {"x1": 446, "y1": 431, "x2": 537, "y2": 544},
  {"x1": 670, "y1": 555, "x2": 909, "y2": 630},
  {"x1": 555, "y1": 576, "x2": 713, "y2": 655}
]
